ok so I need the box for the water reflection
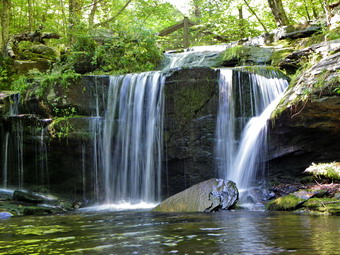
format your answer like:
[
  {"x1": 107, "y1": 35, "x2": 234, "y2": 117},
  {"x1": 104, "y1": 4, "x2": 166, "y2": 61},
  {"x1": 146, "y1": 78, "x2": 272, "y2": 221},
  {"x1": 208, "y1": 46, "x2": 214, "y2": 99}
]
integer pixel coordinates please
[{"x1": 0, "y1": 210, "x2": 339, "y2": 254}]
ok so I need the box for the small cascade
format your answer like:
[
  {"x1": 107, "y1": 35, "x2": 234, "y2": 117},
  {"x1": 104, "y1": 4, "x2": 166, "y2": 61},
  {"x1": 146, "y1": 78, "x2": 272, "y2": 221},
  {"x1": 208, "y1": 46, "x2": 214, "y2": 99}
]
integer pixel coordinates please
[
  {"x1": 216, "y1": 68, "x2": 288, "y2": 205},
  {"x1": 2, "y1": 132, "x2": 9, "y2": 188},
  {"x1": 81, "y1": 145, "x2": 86, "y2": 201},
  {"x1": 163, "y1": 44, "x2": 234, "y2": 70},
  {"x1": 35, "y1": 127, "x2": 49, "y2": 190},
  {"x1": 9, "y1": 94, "x2": 20, "y2": 116},
  {"x1": 97, "y1": 71, "x2": 165, "y2": 204}
]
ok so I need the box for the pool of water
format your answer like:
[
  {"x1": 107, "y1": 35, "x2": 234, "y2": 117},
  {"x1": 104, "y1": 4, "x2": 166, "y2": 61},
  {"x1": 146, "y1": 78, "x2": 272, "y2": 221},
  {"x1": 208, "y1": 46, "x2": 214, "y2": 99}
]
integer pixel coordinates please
[{"x1": 0, "y1": 209, "x2": 339, "y2": 254}]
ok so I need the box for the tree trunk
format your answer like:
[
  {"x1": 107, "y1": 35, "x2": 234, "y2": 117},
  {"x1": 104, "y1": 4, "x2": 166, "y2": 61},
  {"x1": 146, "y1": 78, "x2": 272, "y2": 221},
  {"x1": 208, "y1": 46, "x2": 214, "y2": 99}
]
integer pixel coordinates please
[
  {"x1": 1, "y1": 0, "x2": 11, "y2": 53},
  {"x1": 322, "y1": 0, "x2": 331, "y2": 25},
  {"x1": 243, "y1": 0, "x2": 268, "y2": 33},
  {"x1": 28, "y1": 0, "x2": 33, "y2": 31},
  {"x1": 89, "y1": 0, "x2": 98, "y2": 28},
  {"x1": 267, "y1": 0, "x2": 290, "y2": 27},
  {"x1": 303, "y1": 0, "x2": 312, "y2": 21},
  {"x1": 68, "y1": 0, "x2": 81, "y2": 43},
  {"x1": 193, "y1": 0, "x2": 202, "y2": 18},
  {"x1": 310, "y1": 0, "x2": 319, "y2": 19},
  {"x1": 238, "y1": 6, "x2": 245, "y2": 38}
]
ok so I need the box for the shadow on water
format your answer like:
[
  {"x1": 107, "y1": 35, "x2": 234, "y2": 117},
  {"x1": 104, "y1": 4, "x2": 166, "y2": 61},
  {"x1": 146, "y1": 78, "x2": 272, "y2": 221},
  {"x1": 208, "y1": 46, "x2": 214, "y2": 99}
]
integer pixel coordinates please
[{"x1": 0, "y1": 210, "x2": 339, "y2": 254}]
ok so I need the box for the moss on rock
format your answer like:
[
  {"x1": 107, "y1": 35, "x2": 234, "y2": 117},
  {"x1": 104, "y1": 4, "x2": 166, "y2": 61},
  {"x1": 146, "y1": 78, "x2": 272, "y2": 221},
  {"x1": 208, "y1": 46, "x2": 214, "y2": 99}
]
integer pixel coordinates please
[
  {"x1": 303, "y1": 197, "x2": 340, "y2": 215},
  {"x1": 266, "y1": 194, "x2": 305, "y2": 211}
]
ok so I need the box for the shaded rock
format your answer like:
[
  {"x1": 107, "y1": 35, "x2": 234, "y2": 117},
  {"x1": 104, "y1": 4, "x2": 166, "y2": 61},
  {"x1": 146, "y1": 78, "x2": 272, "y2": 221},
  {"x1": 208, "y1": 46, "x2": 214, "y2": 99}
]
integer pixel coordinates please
[
  {"x1": 0, "y1": 189, "x2": 14, "y2": 201},
  {"x1": 48, "y1": 116, "x2": 94, "y2": 140},
  {"x1": 273, "y1": 24, "x2": 321, "y2": 41},
  {"x1": 222, "y1": 45, "x2": 273, "y2": 67},
  {"x1": 163, "y1": 67, "x2": 219, "y2": 196},
  {"x1": 278, "y1": 39, "x2": 340, "y2": 73},
  {"x1": 23, "y1": 75, "x2": 110, "y2": 117},
  {"x1": 153, "y1": 178, "x2": 238, "y2": 213},
  {"x1": 13, "y1": 190, "x2": 45, "y2": 204},
  {"x1": 292, "y1": 189, "x2": 327, "y2": 200},
  {"x1": 22, "y1": 206, "x2": 62, "y2": 216},
  {"x1": 14, "y1": 60, "x2": 50, "y2": 74},
  {"x1": 268, "y1": 42, "x2": 340, "y2": 183},
  {"x1": 31, "y1": 45, "x2": 58, "y2": 57}
]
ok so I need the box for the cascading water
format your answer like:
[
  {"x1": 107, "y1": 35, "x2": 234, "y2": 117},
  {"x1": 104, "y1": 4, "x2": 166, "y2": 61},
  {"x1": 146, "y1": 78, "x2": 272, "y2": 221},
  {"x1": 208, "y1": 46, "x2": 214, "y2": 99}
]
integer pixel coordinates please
[
  {"x1": 99, "y1": 71, "x2": 164, "y2": 205},
  {"x1": 163, "y1": 44, "x2": 235, "y2": 69},
  {"x1": 215, "y1": 68, "x2": 288, "y2": 205},
  {"x1": 2, "y1": 132, "x2": 9, "y2": 188}
]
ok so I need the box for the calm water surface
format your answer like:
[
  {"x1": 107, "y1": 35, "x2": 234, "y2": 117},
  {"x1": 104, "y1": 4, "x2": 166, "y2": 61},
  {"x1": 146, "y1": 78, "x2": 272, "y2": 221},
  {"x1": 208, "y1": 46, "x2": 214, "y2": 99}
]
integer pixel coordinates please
[{"x1": 0, "y1": 209, "x2": 339, "y2": 254}]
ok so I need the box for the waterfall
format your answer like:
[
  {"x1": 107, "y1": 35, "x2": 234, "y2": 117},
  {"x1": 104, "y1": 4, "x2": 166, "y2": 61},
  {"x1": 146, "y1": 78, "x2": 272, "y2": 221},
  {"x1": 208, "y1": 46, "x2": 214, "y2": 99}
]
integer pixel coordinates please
[
  {"x1": 216, "y1": 68, "x2": 288, "y2": 203},
  {"x1": 99, "y1": 71, "x2": 164, "y2": 204},
  {"x1": 2, "y1": 132, "x2": 9, "y2": 188}
]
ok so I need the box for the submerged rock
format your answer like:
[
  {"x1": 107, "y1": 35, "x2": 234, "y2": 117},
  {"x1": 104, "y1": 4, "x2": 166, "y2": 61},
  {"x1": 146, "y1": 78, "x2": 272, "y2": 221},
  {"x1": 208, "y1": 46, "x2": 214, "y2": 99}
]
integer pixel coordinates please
[
  {"x1": 0, "y1": 211, "x2": 14, "y2": 219},
  {"x1": 153, "y1": 178, "x2": 238, "y2": 212},
  {"x1": 13, "y1": 190, "x2": 46, "y2": 204}
]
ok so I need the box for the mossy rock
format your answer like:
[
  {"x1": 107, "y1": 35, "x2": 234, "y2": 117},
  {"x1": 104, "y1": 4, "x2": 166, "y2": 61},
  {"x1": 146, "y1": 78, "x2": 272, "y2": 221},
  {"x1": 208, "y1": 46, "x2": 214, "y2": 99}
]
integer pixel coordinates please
[
  {"x1": 13, "y1": 190, "x2": 45, "y2": 204},
  {"x1": 48, "y1": 116, "x2": 92, "y2": 140},
  {"x1": 222, "y1": 45, "x2": 273, "y2": 66},
  {"x1": 22, "y1": 206, "x2": 53, "y2": 216},
  {"x1": 299, "y1": 175, "x2": 317, "y2": 184},
  {"x1": 266, "y1": 194, "x2": 305, "y2": 211},
  {"x1": 302, "y1": 198, "x2": 340, "y2": 215}
]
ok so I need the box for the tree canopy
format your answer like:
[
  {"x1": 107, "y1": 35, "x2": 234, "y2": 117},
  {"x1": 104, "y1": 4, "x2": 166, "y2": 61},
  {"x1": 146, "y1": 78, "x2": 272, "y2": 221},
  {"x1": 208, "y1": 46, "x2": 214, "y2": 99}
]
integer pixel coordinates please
[{"x1": 0, "y1": 0, "x2": 338, "y2": 85}]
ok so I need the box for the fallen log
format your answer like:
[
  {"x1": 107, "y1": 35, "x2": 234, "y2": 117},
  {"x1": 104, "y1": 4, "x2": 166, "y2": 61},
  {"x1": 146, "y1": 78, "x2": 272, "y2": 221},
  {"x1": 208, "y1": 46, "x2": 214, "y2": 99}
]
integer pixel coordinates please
[{"x1": 6, "y1": 31, "x2": 60, "y2": 59}]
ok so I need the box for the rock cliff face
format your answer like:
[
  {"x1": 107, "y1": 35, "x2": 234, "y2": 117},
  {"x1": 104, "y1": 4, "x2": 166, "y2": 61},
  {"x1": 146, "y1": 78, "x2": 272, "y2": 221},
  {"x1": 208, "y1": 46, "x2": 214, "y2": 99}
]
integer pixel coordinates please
[
  {"x1": 268, "y1": 42, "x2": 340, "y2": 184},
  {"x1": 163, "y1": 67, "x2": 219, "y2": 196}
]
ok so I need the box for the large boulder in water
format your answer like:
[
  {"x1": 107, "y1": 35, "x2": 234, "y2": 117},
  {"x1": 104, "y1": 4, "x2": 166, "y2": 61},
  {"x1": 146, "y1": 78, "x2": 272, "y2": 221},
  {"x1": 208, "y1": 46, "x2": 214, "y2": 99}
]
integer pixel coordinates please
[{"x1": 153, "y1": 178, "x2": 238, "y2": 212}]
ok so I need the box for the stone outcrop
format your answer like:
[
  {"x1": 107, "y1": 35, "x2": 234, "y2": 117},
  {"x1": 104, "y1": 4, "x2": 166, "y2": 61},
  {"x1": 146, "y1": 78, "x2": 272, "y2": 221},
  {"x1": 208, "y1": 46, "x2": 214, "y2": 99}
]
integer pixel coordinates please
[
  {"x1": 268, "y1": 40, "x2": 340, "y2": 183},
  {"x1": 153, "y1": 178, "x2": 238, "y2": 212},
  {"x1": 272, "y1": 24, "x2": 322, "y2": 41},
  {"x1": 163, "y1": 67, "x2": 219, "y2": 196}
]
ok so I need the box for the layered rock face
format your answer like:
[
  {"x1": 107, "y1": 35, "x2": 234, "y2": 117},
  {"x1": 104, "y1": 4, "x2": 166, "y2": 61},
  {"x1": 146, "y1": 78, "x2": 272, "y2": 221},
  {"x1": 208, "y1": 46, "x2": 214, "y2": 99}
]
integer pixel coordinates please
[
  {"x1": 163, "y1": 67, "x2": 219, "y2": 196},
  {"x1": 268, "y1": 42, "x2": 340, "y2": 184}
]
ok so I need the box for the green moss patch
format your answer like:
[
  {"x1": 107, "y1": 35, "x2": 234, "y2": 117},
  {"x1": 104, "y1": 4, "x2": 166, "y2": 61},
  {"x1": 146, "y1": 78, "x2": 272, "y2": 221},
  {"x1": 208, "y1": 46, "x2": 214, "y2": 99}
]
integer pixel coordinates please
[
  {"x1": 266, "y1": 194, "x2": 305, "y2": 211},
  {"x1": 303, "y1": 198, "x2": 340, "y2": 215}
]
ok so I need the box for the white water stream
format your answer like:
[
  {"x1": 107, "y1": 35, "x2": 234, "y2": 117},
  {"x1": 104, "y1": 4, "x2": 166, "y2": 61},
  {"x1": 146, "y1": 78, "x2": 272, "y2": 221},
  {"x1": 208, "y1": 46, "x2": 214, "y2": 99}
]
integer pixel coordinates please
[
  {"x1": 216, "y1": 68, "x2": 288, "y2": 204},
  {"x1": 99, "y1": 72, "x2": 165, "y2": 204}
]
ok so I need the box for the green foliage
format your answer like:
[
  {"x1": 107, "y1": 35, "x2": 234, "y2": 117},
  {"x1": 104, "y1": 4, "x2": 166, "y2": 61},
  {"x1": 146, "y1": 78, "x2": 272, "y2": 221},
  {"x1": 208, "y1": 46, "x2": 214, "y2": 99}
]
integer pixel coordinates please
[
  {"x1": 52, "y1": 106, "x2": 77, "y2": 118},
  {"x1": 10, "y1": 69, "x2": 80, "y2": 99},
  {"x1": 10, "y1": 76, "x2": 31, "y2": 93},
  {"x1": 304, "y1": 162, "x2": 340, "y2": 181},
  {"x1": 0, "y1": 56, "x2": 14, "y2": 90},
  {"x1": 223, "y1": 45, "x2": 249, "y2": 61},
  {"x1": 63, "y1": 25, "x2": 163, "y2": 74}
]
